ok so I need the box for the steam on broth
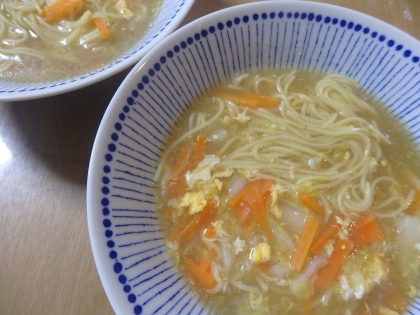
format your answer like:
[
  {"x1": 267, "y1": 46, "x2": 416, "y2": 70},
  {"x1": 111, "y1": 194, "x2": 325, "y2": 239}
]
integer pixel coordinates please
[
  {"x1": 0, "y1": 0, "x2": 161, "y2": 82},
  {"x1": 156, "y1": 70, "x2": 420, "y2": 315}
]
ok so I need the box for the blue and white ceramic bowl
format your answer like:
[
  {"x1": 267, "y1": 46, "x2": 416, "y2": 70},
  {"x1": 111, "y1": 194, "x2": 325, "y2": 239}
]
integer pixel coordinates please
[
  {"x1": 87, "y1": 2, "x2": 420, "y2": 314},
  {"x1": 0, "y1": 0, "x2": 195, "y2": 102}
]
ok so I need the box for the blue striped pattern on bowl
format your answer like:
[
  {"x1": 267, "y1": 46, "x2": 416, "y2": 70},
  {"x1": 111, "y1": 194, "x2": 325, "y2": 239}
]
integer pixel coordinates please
[{"x1": 87, "y1": 2, "x2": 420, "y2": 315}]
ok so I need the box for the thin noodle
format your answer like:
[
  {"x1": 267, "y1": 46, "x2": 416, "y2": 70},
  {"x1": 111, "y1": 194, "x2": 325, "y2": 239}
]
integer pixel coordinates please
[
  {"x1": 0, "y1": 0, "x2": 160, "y2": 75},
  {"x1": 156, "y1": 71, "x2": 414, "y2": 219}
]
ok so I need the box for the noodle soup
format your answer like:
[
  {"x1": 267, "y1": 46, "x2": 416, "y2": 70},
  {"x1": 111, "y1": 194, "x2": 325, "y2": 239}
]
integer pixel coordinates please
[
  {"x1": 155, "y1": 70, "x2": 420, "y2": 315},
  {"x1": 0, "y1": 0, "x2": 161, "y2": 82}
]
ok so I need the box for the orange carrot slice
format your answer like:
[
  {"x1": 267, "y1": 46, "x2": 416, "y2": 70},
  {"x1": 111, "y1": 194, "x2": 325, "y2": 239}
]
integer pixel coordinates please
[
  {"x1": 350, "y1": 219, "x2": 384, "y2": 246},
  {"x1": 303, "y1": 294, "x2": 313, "y2": 315},
  {"x1": 257, "y1": 262, "x2": 272, "y2": 274},
  {"x1": 290, "y1": 216, "x2": 319, "y2": 271},
  {"x1": 169, "y1": 200, "x2": 217, "y2": 243},
  {"x1": 315, "y1": 238, "x2": 354, "y2": 288},
  {"x1": 166, "y1": 146, "x2": 190, "y2": 197},
  {"x1": 298, "y1": 192, "x2": 325, "y2": 216},
  {"x1": 235, "y1": 201, "x2": 253, "y2": 223},
  {"x1": 352, "y1": 212, "x2": 376, "y2": 230},
  {"x1": 203, "y1": 222, "x2": 216, "y2": 238},
  {"x1": 229, "y1": 179, "x2": 273, "y2": 209},
  {"x1": 214, "y1": 89, "x2": 279, "y2": 108},
  {"x1": 93, "y1": 18, "x2": 110, "y2": 38},
  {"x1": 184, "y1": 257, "x2": 216, "y2": 290},
  {"x1": 197, "y1": 260, "x2": 213, "y2": 274},
  {"x1": 166, "y1": 136, "x2": 208, "y2": 197},
  {"x1": 310, "y1": 224, "x2": 339, "y2": 255},
  {"x1": 244, "y1": 184, "x2": 272, "y2": 239},
  {"x1": 40, "y1": 0, "x2": 83, "y2": 22},
  {"x1": 229, "y1": 181, "x2": 258, "y2": 209}
]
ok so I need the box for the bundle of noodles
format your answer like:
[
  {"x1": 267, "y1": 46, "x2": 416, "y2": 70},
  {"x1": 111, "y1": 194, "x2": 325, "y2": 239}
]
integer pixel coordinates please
[
  {"x1": 0, "y1": 0, "x2": 150, "y2": 72},
  {"x1": 155, "y1": 71, "x2": 413, "y2": 219}
]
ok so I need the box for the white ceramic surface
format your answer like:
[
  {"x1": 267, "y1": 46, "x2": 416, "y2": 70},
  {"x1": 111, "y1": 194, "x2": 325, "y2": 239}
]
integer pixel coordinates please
[
  {"x1": 87, "y1": 2, "x2": 420, "y2": 314},
  {"x1": 0, "y1": 0, "x2": 195, "y2": 102}
]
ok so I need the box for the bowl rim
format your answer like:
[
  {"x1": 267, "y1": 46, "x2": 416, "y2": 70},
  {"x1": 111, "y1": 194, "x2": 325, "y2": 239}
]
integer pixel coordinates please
[
  {"x1": 87, "y1": 1, "x2": 420, "y2": 314},
  {"x1": 0, "y1": 0, "x2": 196, "y2": 102}
]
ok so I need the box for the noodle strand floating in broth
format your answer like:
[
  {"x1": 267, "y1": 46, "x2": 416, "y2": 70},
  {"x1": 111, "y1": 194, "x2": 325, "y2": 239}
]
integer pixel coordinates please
[
  {"x1": 0, "y1": 0, "x2": 161, "y2": 82},
  {"x1": 157, "y1": 70, "x2": 420, "y2": 315}
]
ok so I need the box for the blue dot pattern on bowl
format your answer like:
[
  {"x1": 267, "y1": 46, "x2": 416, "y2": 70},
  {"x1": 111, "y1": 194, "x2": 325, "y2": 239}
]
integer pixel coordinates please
[
  {"x1": 97, "y1": 8, "x2": 420, "y2": 315},
  {"x1": 0, "y1": 0, "x2": 188, "y2": 95}
]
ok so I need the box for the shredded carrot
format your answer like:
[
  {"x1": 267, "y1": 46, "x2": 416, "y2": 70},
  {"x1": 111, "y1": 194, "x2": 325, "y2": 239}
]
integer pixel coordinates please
[
  {"x1": 298, "y1": 192, "x2": 325, "y2": 216},
  {"x1": 166, "y1": 139, "x2": 205, "y2": 198},
  {"x1": 290, "y1": 215, "x2": 319, "y2": 271},
  {"x1": 93, "y1": 18, "x2": 110, "y2": 38},
  {"x1": 197, "y1": 260, "x2": 213, "y2": 274},
  {"x1": 169, "y1": 200, "x2": 217, "y2": 243},
  {"x1": 258, "y1": 179, "x2": 274, "y2": 196},
  {"x1": 315, "y1": 238, "x2": 354, "y2": 288},
  {"x1": 229, "y1": 179, "x2": 273, "y2": 238},
  {"x1": 310, "y1": 224, "x2": 339, "y2": 255},
  {"x1": 406, "y1": 188, "x2": 420, "y2": 215},
  {"x1": 184, "y1": 257, "x2": 216, "y2": 290},
  {"x1": 257, "y1": 262, "x2": 272, "y2": 274},
  {"x1": 213, "y1": 89, "x2": 279, "y2": 109},
  {"x1": 164, "y1": 135, "x2": 218, "y2": 198},
  {"x1": 203, "y1": 222, "x2": 216, "y2": 238},
  {"x1": 229, "y1": 181, "x2": 258, "y2": 209},
  {"x1": 202, "y1": 248, "x2": 217, "y2": 261},
  {"x1": 229, "y1": 179, "x2": 273, "y2": 209},
  {"x1": 244, "y1": 184, "x2": 272, "y2": 239},
  {"x1": 353, "y1": 212, "x2": 376, "y2": 230},
  {"x1": 235, "y1": 201, "x2": 253, "y2": 223},
  {"x1": 350, "y1": 213, "x2": 384, "y2": 246},
  {"x1": 165, "y1": 146, "x2": 190, "y2": 197},
  {"x1": 303, "y1": 294, "x2": 313, "y2": 315},
  {"x1": 40, "y1": 0, "x2": 83, "y2": 22}
]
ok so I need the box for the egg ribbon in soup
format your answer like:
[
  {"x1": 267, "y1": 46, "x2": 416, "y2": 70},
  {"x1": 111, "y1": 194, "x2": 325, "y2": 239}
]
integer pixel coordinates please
[
  {"x1": 0, "y1": 0, "x2": 161, "y2": 82},
  {"x1": 156, "y1": 70, "x2": 420, "y2": 315}
]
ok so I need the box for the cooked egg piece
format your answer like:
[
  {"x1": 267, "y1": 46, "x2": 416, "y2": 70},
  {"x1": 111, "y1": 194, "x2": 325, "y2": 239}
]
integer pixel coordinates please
[
  {"x1": 179, "y1": 191, "x2": 207, "y2": 214},
  {"x1": 250, "y1": 242, "x2": 271, "y2": 264},
  {"x1": 185, "y1": 155, "x2": 220, "y2": 189}
]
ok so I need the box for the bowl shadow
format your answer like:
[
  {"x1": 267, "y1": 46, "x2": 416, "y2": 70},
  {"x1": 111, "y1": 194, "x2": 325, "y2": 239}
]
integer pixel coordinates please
[{"x1": 4, "y1": 68, "x2": 131, "y2": 186}]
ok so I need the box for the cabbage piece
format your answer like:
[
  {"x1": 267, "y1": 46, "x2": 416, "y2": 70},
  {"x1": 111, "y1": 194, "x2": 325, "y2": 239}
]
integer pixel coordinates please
[
  {"x1": 178, "y1": 191, "x2": 207, "y2": 214},
  {"x1": 395, "y1": 214, "x2": 420, "y2": 275},
  {"x1": 395, "y1": 215, "x2": 420, "y2": 250},
  {"x1": 250, "y1": 242, "x2": 271, "y2": 264}
]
